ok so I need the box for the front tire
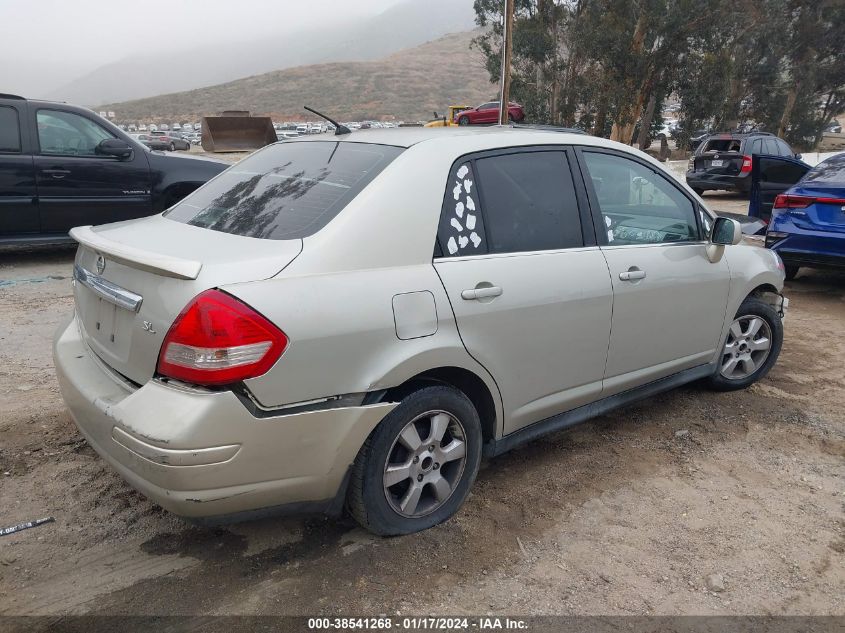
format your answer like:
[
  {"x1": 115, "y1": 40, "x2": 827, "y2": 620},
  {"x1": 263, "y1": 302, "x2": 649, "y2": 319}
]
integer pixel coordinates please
[
  {"x1": 784, "y1": 265, "x2": 800, "y2": 280},
  {"x1": 458, "y1": 116, "x2": 470, "y2": 126},
  {"x1": 347, "y1": 385, "x2": 482, "y2": 535},
  {"x1": 707, "y1": 297, "x2": 783, "y2": 391}
]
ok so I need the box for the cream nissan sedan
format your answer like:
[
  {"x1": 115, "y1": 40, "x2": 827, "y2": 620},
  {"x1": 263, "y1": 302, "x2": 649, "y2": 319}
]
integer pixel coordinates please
[{"x1": 54, "y1": 127, "x2": 788, "y2": 535}]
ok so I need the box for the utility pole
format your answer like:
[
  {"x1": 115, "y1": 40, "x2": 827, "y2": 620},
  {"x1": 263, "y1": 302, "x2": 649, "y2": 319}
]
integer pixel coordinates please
[{"x1": 498, "y1": 0, "x2": 514, "y2": 125}]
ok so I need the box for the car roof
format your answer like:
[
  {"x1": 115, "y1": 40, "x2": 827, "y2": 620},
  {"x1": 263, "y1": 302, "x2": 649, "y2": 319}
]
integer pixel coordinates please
[{"x1": 285, "y1": 126, "x2": 600, "y2": 149}]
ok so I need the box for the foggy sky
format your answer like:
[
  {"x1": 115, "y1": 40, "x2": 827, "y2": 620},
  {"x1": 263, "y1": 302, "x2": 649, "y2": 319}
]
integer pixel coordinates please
[{"x1": 0, "y1": 0, "x2": 409, "y2": 96}]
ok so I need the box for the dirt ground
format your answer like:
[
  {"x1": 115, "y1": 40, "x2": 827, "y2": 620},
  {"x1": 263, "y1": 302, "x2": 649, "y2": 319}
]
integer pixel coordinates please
[{"x1": 0, "y1": 193, "x2": 843, "y2": 618}]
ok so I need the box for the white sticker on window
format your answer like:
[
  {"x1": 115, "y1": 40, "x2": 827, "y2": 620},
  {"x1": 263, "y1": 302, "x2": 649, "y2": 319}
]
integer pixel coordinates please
[
  {"x1": 607, "y1": 229, "x2": 614, "y2": 242},
  {"x1": 605, "y1": 215, "x2": 612, "y2": 227},
  {"x1": 446, "y1": 163, "x2": 484, "y2": 255}
]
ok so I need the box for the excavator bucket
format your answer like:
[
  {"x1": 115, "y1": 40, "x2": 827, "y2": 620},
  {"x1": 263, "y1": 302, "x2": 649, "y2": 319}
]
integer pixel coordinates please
[{"x1": 200, "y1": 111, "x2": 277, "y2": 152}]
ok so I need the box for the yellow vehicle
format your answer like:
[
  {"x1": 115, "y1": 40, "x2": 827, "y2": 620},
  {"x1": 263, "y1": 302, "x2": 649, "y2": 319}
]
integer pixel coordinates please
[{"x1": 424, "y1": 105, "x2": 470, "y2": 127}]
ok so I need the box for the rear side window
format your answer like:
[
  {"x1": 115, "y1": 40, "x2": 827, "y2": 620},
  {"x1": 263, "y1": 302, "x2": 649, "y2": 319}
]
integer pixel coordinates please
[
  {"x1": 474, "y1": 151, "x2": 583, "y2": 253},
  {"x1": 0, "y1": 106, "x2": 21, "y2": 152},
  {"x1": 763, "y1": 138, "x2": 778, "y2": 155},
  {"x1": 166, "y1": 141, "x2": 403, "y2": 240},
  {"x1": 748, "y1": 139, "x2": 763, "y2": 155}
]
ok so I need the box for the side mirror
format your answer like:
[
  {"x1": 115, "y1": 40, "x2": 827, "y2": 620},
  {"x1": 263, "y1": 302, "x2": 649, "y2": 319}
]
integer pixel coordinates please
[
  {"x1": 712, "y1": 217, "x2": 742, "y2": 246},
  {"x1": 433, "y1": 111, "x2": 439, "y2": 119},
  {"x1": 794, "y1": 153, "x2": 802, "y2": 160},
  {"x1": 96, "y1": 138, "x2": 133, "y2": 159}
]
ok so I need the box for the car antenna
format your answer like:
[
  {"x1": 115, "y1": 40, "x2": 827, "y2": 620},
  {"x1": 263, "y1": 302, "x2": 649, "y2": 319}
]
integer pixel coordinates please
[{"x1": 304, "y1": 106, "x2": 351, "y2": 135}]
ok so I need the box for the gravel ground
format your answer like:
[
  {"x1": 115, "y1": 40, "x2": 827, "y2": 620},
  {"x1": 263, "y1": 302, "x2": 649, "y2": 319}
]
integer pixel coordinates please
[{"x1": 0, "y1": 196, "x2": 842, "y2": 618}]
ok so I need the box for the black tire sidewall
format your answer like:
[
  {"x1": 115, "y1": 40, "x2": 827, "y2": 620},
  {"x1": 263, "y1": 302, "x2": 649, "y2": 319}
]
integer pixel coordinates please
[
  {"x1": 354, "y1": 386, "x2": 482, "y2": 535},
  {"x1": 709, "y1": 297, "x2": 783, "y2": 391},
  {"x1": 458, "y1": 117, "x2": 469, "y2": 126}
]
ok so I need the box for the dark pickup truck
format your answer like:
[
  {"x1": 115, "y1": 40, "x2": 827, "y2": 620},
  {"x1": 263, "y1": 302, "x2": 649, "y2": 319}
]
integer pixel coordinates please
[{"x1": 0, "y1": 94, "x2": 227, "y2": 247}]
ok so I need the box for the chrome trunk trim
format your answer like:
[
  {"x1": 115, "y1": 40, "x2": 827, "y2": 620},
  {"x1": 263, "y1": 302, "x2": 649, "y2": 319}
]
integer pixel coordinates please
[{"x1": 73, "y1": 264, "x2": 143, "y2": 313}]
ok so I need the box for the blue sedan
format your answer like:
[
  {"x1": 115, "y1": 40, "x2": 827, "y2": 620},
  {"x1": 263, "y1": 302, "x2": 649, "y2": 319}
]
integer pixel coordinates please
[{"x1": 750, "y1": 152, "x2": 845, "y2": 279}]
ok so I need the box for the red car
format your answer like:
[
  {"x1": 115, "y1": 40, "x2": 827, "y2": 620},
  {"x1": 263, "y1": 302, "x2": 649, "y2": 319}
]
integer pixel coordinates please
[{"x1": 456, "y1": 101, "x2": 525, "y2": 125}]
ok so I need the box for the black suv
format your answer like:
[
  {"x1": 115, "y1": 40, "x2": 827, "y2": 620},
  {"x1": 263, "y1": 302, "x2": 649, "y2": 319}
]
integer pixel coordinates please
[
  {"x1": 685, "y1": 131, "x2": 800, "y2": 196},
  {"x1": 0, "y1": 94, "x2": 227, "y2": 247}
]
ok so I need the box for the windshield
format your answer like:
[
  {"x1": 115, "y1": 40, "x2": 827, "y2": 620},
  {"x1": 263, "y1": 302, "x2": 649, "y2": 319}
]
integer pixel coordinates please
[{"x1": 165, "y1": 141, "x2": 403, "y2": 240}]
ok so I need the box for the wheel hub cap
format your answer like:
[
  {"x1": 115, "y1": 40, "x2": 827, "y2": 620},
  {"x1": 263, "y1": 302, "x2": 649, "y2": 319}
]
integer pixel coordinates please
[
  {"x1": 719, "y1": 314, "x2": 772, "y2": 380},
  {"x1": 383, "y1": 410, "x2": 468, "y2": 518}
]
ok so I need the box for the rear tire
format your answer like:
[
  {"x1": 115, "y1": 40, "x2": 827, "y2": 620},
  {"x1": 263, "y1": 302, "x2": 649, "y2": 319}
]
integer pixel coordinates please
[
  {"x1": 347, "y1": 385, "x2": 482, "y2": 536},
  {"x1": 693, "y1": 188, "x2": 704, "y2": 196},
  {"x1": 169, "y1": 142, "x2": 176, "y2": 151},
  {"x1": 707, "y1": 297, "x2": 783, "y2": 392},
  {"x1": 784, "y1": 265, "x2": 800, "y2": 280}
]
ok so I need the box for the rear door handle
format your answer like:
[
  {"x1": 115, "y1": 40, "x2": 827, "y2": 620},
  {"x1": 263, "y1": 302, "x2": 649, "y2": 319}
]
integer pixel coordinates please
[
  {"x1": 619, "y1": 269, "x2": 646, "y2": 281},
  {"x1": 42, "y1": 168, "x2": 71, "y2": 179},
  {"x1": 461, "y1": 286, "x2": 503, "y2": 300}
]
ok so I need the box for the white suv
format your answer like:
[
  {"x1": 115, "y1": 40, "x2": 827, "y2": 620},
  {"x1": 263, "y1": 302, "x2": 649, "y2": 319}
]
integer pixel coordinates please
[{"x1": 54, "y1": 127, "x2": 787, "y2": 535}]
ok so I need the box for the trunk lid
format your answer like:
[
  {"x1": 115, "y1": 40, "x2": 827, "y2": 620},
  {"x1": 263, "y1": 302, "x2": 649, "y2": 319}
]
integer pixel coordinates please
[
  {"x1": 793, "y1": 186, "x2": 845, "y2": 233},
  {"x1": 71, "y1": 215, "x2": 302, "y2": 385}
]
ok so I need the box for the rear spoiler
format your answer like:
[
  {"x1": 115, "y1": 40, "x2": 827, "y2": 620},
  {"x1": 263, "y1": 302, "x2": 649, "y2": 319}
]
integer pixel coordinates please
[{"x1": 69, "y1": 225, "x2": 202, "y2": 280}]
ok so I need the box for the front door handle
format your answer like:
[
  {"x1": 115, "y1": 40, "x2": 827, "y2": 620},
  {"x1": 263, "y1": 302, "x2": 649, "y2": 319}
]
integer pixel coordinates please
[
  {"x1": 619, "y1": 268, "x2": 646, "y2": 281},
  {"x1": 42, "y1": 168, "x2": 71, "y2": 179},
  {"x1": 461, "y1": 286, "x2": 503, "y2": 300}
]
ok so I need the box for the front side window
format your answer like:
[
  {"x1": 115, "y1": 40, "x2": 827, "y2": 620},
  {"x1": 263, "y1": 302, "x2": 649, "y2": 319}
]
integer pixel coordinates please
[
  {"x1": 0, "y1": 106, "x2": 21, "y2": 152},
  {"x1": 166, "y1": 141, "x2": 403, "y2": 240},
  {"x1": 582, "y1": 151, "x2": 699, "y2": 245},
  {"x1": 37, "y1": 110, "x2": 114, "y2": 156}
]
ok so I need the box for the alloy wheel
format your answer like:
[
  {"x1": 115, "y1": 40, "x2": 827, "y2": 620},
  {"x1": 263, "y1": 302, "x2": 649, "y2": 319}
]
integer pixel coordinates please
[
  {"x1": 383, "y1": 410, "x2": 468, "y2": 518},
  {"x1": 720, "y1": 314, "x2": 772, "y2": 380}
]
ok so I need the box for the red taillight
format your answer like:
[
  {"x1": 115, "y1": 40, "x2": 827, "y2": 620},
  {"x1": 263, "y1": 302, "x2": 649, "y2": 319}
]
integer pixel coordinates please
[
  {"x1": 773, "y1": 194, "x2": 813, "y2": 209},
  {"x1": 156, "y1": 289, "x2": 287, "y2": 386},
  {"x1": 739, "y1": 155, "x2": 753, "y2": 174},
  {"x1": 774, "y1": 194, "x2": 845, "y2": 209}
]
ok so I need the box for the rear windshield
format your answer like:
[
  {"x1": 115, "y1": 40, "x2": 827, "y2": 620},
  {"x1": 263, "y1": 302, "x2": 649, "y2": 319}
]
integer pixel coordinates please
[
  {"x1": 165, "y1": 141, "x2": 403, "y2": 240},
  {"x1": 800, "y1": 154, "x2": 845, "y2": 185},
  {"x1": 700, "y1": 138, "x2": 742, "y2": 153}
]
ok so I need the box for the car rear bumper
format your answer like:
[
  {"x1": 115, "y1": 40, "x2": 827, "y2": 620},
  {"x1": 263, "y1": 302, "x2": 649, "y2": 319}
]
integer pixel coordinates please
[
  {"x1": 685, "y1": 172, "x2": 750, "y2": 192},
  {"x1": 53, "y1": 314, "x2": 395, "y2": 520},
  {"x1": 768, "y1": 221, "x2": 845, "y2": 269}
]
